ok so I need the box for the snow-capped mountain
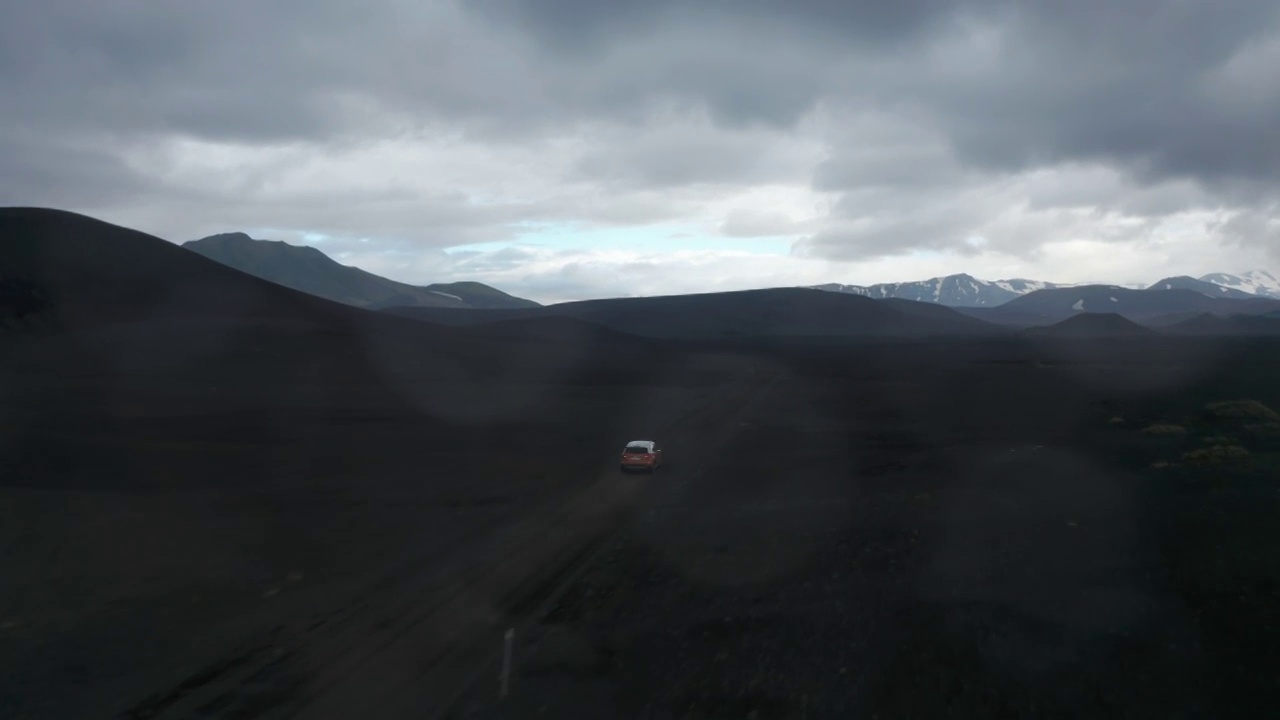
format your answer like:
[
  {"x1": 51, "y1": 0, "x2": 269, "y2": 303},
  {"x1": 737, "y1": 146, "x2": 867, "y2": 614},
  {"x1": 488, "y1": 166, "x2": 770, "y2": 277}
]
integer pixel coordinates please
[
  {"x1": 960, "y1": 285, "x2": 1280, "y2": 327},
  {"x1": 810, "y1": 274, "x2": 1064, "y2": 308},
  {"x1": 1148, "y1": 276, "x2": 1255, "y2": 299},
  {"x1": 812, "y1": 270, "x2": 1277, "y2": 307},
  {"x1": 1198, "y1": 271, "x2": 1280, "y2": 298}
]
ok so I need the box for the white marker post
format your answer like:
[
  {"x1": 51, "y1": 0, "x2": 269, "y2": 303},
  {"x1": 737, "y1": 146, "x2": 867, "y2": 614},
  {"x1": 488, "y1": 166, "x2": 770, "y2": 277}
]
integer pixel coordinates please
[{"x1": 500, "y1": 628, "x2": 515, "y2": 700}]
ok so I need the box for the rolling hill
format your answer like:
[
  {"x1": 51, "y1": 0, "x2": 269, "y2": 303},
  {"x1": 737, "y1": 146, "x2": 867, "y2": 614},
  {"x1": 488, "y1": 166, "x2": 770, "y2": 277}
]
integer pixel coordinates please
[
  {"x1": 184, "y1": 232, "x2": 538, "y2": 310},
  {"x1": 0, "y1": 209, "x2": 659, "y2": 424},
  {"x1": 1163, "y1": 312, "x2": 1280, "y2": 336},
  {"x1": 0, "y1": 208, "x2": 711, "y2": 719},
  {"x1": 386, "y1": 288, "x2": 1000, "y2": 340},
  {"x1": 0, "y1": 209, "x2": 383, "y2": 332},
  {"x1": 1021, "y1": 312, "x2": 1155, "y2": 338}
]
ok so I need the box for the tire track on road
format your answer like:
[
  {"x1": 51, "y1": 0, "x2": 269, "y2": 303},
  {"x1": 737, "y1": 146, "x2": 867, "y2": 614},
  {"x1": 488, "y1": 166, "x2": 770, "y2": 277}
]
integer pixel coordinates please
[
  {"x1": 134, "y1": 361, "x2": 777, "y2": 719},
  {"x1": 439, "y1": 367, "x2": 786, "y2": 719}
]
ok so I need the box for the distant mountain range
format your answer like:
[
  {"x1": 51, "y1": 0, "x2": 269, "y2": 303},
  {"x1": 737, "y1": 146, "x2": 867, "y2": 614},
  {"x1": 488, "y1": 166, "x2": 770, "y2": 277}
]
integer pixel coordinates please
[
  {"x1": 4, "y1": 209, "x2": 1280, "y2": 342},
  {"x1": 180, "y1": 233, "x2": 1280, "y2": 333},
  {"x1": 184, "y1": 232, "x2": 538, "y2": 310},
  {"x1": 954, "y1": 284, "x2": 1280, "y2": 327},
  {"x1": 811, "y1": 274, "x2": 1062, "y2": 307},
  {"x1": 813, "y1": 271, "x2": 1280, "y2": 307}
]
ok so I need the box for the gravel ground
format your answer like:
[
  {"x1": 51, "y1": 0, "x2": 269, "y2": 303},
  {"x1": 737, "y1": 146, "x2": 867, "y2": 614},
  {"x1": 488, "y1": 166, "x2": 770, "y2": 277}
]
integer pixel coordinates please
[{"x1": 451, "y1": 350, "x2": 1276, "y2": 719}]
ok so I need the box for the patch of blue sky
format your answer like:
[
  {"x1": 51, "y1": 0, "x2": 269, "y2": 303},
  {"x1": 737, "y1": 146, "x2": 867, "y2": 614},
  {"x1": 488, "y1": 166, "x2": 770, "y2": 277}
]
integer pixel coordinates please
[{"x1": 243, "y1": 227, "x2": 343, "y2": 245}]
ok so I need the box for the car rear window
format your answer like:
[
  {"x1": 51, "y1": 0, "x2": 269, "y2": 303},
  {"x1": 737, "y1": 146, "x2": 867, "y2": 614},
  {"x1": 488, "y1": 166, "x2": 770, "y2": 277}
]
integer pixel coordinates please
[{"x1": 624, "y1": 446, "x2": 649, "y2": 454}]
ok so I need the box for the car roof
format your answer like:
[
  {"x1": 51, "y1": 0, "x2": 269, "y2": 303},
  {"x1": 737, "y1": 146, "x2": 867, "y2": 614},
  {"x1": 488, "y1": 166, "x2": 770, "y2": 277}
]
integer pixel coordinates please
[{"x1": 624, "y1": 440, "x2": 655, "y2": 447}]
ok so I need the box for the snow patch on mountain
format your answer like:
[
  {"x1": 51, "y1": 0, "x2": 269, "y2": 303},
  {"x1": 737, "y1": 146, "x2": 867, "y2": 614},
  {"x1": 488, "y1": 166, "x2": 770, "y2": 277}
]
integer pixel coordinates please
[
  {"x1": 812, "y1": 270, "x2": 1277, "y2": 307},
  {"x1": 810, "y1": 274, "x2": 1065, "y2": 308},
  {"x1": 1199, "y1": 271, "x2": 1280, "y2": 298}
]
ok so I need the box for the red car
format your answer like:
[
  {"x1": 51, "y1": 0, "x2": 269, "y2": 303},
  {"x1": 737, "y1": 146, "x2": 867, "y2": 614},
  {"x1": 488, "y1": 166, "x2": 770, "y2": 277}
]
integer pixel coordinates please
[{"x1": 620, "y1": 440, "x2": 663, "y2": 474}]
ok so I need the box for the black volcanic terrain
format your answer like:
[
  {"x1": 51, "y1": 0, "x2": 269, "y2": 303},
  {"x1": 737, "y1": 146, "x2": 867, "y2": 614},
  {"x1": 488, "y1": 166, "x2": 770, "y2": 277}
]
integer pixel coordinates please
[
  {"x1": 4, "y1": 208, "x2": 1279, "y2": 719},
  {"x1": 1023, "y1": 312, "x2": 1155, "y2": 338},
  {"x1": 1165, "y1": 312, "x2": 1280, "y2": 337}
]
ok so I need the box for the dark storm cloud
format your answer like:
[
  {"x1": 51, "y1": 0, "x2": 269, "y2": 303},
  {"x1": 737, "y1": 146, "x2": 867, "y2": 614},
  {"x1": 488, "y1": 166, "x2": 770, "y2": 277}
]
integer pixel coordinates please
[
  {"x1": 0, "y1": 131, "x2": 163, "y2": 210},
  {"x1": 9, "y1": 0, "x2": 1278, "y2": 179},
  {"x1": 4, "y1": 0, "x2": 1279, "y2": 270},
  {"x1": 487, "y1": 0, "x2": 1280, "y2": 186},
  {"x1": 919, "y1": 1, "x2": 1280, "y2": 184},
  {"x1": 476, "y1": 0, "x2": 964, "y2": 51},
  {"x1": 797, "y1": 197, "x2": 991, "y2": 260},
  {"x1": 1213, "y1": 208, "x2": 1280, "y2": 260},
  {"x1": 571, "y1": 115, "x2": 818, "y2": 189},
  {"x1": 2, "y1": 2, "x2": 333, "y2": 142}
]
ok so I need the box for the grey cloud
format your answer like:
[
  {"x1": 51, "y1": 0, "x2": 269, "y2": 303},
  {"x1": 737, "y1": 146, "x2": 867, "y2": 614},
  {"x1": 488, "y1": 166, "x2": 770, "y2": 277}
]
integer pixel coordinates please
[
  {"x1": 477, "y1": 0, "x2": 966, "y2": 52},
  {"x1": 122, "y1": 190, "x2": 543, "y2": 252},
  {"x1": 573, "y1": 117, "x2": 814, "y2": 189},
  {"x1": 5, "y1": 0, "x2": 1280, "y2": 279},
  {"x1": 446, "y1": 246, "x2": 545, "y2": 274},
  {"x1": 2, "y1": 2, "x2": 339, "y2": 142},
  {"x1": 796, "y1": 200, "x2": 990, "y2": 260},
  {"x1": 1022, "y1": 167, "x2": 1216, "y2": 218},
  {"x1": 0, "y1": 132, "x2": 156, "y2": 209},
  {"x1": 1117, "y1": 183, "x2": 1217, "y2": 219},
  {"x1": 8, "y1": 0, "x2": 1279, "y2": 178},
  {"x1": 575, "y1": 137, "x2": 760, "y2": 189},
  {"x1": 721, "y1": 210, "x2": 804, "y2": 238},
  {"x1": 926, "y1": 1, "x2": 1280, "y2": 185},
  {"x1": 566, "y1": 193, "x2": 692, "y2": 226},
  {"x1": 1213, "y1": 208, "x2": 1280, "y2": 260},
  {"x1": 482, "y1": 0, "x2": 1280, "y2": 188},
  {"x1": 813, "y1": 143, "x2": 965, "y2": 192}
]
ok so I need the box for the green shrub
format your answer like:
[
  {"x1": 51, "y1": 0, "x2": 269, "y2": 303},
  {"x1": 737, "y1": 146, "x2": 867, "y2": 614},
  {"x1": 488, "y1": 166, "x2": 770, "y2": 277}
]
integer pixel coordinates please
[
  {"x1": 1244, "y1": 422, "x2": 1280, "y2": 438},
  {"x1": 1181, "y1": 444, "x2": 1250, "y2": 465},
  {"x1": 1205, "y1": 400, "x2": 1280, "y2": 423}
]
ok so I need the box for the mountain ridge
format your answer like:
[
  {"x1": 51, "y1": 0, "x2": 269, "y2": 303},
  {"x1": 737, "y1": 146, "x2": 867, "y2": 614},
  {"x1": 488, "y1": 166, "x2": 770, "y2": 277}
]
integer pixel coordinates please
[
  {"x1": 1198, "y1": 271, "x2": 1280, "y2": 298},
  {"x1": 810, "y1": 273, "x2": 1062, "y2": 307},
  {"x1": 813, "y1": 270, "x2": 1278, "y2": 308},
  {"x1": 385, "y1": 287, "x2": 1001, "y2": 340},
  {"x1": 183, "y1": 232, "x2": 539, "y2": 310},
  {"x1": 973, "y1": 285, "x2": 1280, "y2": 325},
  {"x1": 1149, "y1": 275, "x2": 1255, "y2": 299}
]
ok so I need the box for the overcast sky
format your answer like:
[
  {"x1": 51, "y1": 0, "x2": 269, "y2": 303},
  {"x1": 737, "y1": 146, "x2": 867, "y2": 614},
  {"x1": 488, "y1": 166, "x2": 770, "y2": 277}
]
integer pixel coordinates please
[{"x1": 3, "y1": 0, "x2": 1278, "y2": 303}]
